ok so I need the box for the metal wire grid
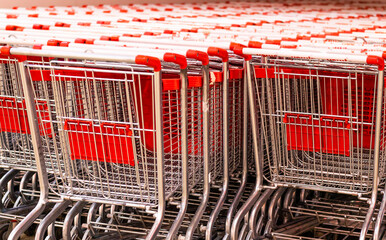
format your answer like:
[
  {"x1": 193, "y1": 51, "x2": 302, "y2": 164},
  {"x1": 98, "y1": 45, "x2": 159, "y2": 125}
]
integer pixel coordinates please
[
  {"x1": 0, "y1": 58, "x2": 51, "y2": 171},
  {"x1": 162, "y1": 86, "x2": 183, "y2": 199},
  {"x1": 272, "y1": 192, "x2": 378, "y2": 240},
  {"x1": 250, "y1": 57, "x2": 273, "y2": 178},
  {"x1": 24, "y1": 60, "x2": 165, "y2": 207},
  {"x1": 272, "y1": 220, "x2": 373, "y2": 240},
  {"x1": 186, "y1": 83, "x2": 203, "y2": 190},
  {"x1": 252, "y1": 58, "x2": 385, "y2": 194},
  {"x1": 228, "y1": 75, "x2": 243, "y2": 175},
  {"x1": 208, "y1": 79, "x2": 224, "y2": 181}
]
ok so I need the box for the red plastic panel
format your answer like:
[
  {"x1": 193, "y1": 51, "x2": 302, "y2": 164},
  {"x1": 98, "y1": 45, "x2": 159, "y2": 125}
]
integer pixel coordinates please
[
  {"x1": 0, "y1": 97, "x2": 51, "y2": 136},
  {"x1": 320, "y1": 75, "x2": 376, "y2": 149},
  {"x1": 284, "y1": 113, "x2": 350, "y2": 156},
  {"x1": 64, "y1": 120, "x2": 135, "y2": 166}
]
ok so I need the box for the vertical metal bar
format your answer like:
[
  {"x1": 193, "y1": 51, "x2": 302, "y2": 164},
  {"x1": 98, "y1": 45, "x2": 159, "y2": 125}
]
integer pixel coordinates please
[
  {"x1": 373, "y1": 187, "x2": 386, "y2": 239},
  {"x1": 146, "y1": 71, "x2": 165, "y2": 240},
  {"x1": 185, "y1": 65, "x2": 210, "y2": 240},
  {"x1": 360, "y1": 70, "x2": 384, "y2": 240},
  {"x1": 18, "y1": 171, "x2": 34, "y2": 205},
  {"x1": 166, "y1": 68, "x2": 188, "y2": 240},
  {"x1": 36, "y1": 201, "x2": 71, "y2": 240},
  {"x1": 63, "y1": 201, "x2": 86, "y2": 240},
  {"x1": 8, "y1": 61, "x2": 50, "y2": 240},
  {"x1": 206, "y1": 61, "x2": 230, "y2": 240},
  {"x1": 231, "y1": 60, "x2": 263, "y2": 240},
  {"x1": 0, "y1": 169, "x2": 19, "y2": 210},
  {"x1": 225, "y1": 64, "x2": 249, "y2": 239},
  {"x1": 250, "y1": 189, "x2": 275, "y2": 239}
]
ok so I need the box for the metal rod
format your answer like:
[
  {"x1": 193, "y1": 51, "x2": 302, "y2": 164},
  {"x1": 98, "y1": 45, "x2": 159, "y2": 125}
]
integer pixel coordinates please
[
  {"x1": 166, "y1": 68, "x2": 188, "y2": 240},
  {"x1": 63, "y1": 201, "x2": 87, "y2": 240},
  {"x1": 36, "y1": 200, "x2": 71, "y2": 240},
  {"x1": 206, "y1": 61, "x2": 230, "y2": 240},
  {"x1": 8, "y1": 61, "x2": 50, "y2": 240},
  {"x1": 146, "y1": 70, "x2": 165, "y2": 240},
  {"x1": 373, "y1": 188, "x2": 386, "y2": 239},
  {"x1": 250, "y1": 189, "x2": 275, "y2": 239},
  {"x1": 231, "y1": 60, "x2": 264, "y2": 240},
  {"x1": 224, "y1": 64, "x2": 249, "y2": 239},
  {"x1": 359, "y1": 70, "x2": 384, "y2": 240},
  {"x1": 185, "y1": 65, "x2": 210, "y2": 240}
]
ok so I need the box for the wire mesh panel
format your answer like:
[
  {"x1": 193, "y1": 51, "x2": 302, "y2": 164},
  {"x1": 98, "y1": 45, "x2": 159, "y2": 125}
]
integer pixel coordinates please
[
  {"x1": 186, "y1": 74, "x2": 204, "y2": 190},
  {"x1": 252, "y1": 57, "x2": 385, "y2": 194},
  {"x1": 0, "y1": 57, "x2": 55, "y2": 171},
  {"x1": 208, "y1": 71, "x2": 224, "y2": 181},
  {"x1": 23, "y1": 58, "x2": 210, "y2": 209},
  {"x1": 204, "y1": 66, "x2": 246, "y2": 180},
  {"x1": 228, "y1": 68, "x2": 244, "y2": 174},
  {"x1": 24, "y1": 59, "x2": 164, "y2": 207}
]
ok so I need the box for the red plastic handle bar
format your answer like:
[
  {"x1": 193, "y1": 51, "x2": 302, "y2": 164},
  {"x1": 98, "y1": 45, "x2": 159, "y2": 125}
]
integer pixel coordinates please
[
  {"x1": 100, "y1": 36, "x2": 120, "y2": 41},
  {"x1": 163, "y1": 53, "x2": 187, "y2": 69},
  {"x1": 248, "y1": 41, "x2": 263, "y2": 48},
  {"x1": 5, "y1": 25, "x2": 24, "y2": 31},
  {"x1": 55, "y1": 22, "x2": 71, "y2": 27},
  {"x1": 207, "y1": 47, "x2": 228, "y2": 62},
  {"x1": 231, "y1": 44, "x2": 252, "y2": 61},
  {"x1": 135, "y1": 55, "x2": 162, "y2": 72},
  {"x1": 366, "y1": 56, "x2": 384, "y2": 71},
  {"x1": 0, "y1": 46, "x2": 27, "y2": 62},
  {"x1": 186, "y1": 50, "x2": 209, "y2": 66}
]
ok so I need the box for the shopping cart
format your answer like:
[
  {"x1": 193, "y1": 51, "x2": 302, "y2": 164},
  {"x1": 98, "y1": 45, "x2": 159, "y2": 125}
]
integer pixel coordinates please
[
  {"x1": 0, "y1": 45, "x2": 196, "y2": 240},
  {"x1": 0, "y1": 30, "x2": 248, "y2": 237},
  {"x1": 235, "y1": 47, "x2": 385, "y2": 240}
]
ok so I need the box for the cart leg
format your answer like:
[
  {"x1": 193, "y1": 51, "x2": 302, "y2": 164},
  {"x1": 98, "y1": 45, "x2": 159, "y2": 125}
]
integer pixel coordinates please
[
  {"x1": 8, "y1": 61, "x2": 50, "y2": 240},
  {"x1": 206, "y1": 62, "x2": 230, "y2": 240},
  {"x1": 250, "y1": 189, "x2": 275, "y2": 239},
  {"x1": 360, "y1": 70, "x2": 384, "y2": 240},
  {"x1": 36, "y1": 201, "x2": 71, "y2": 240},
  {"x1": 18, "y1": 171, "x2": 35, "y2": 205},
  {"x1": 231, "y1": 60, "x2": 264, "y2": 240},
  {"x1": 185, "y1": 66, "x2": 210, "y2": 240},
  {"x1": 265, "y1": 187, "x2": 286, "y2": 234},
  {"x1": 63, "y1": 201, "x2": 86, "y2": 240},
  {"x1": 167, "y1": 69, "x2": 189, "y2": 240},
  {"x1": 225, "y1": 66, "x2": 249, "y2": 240},
  {"x1": 373, "y1": 188, "x2": 386, "y2": 240},
  {"x1": 146, "y1": 71, "x2": 165, "y2": 240},
  {"x1": 0, "y1": 170, "x2": 19, "y2": 210}
]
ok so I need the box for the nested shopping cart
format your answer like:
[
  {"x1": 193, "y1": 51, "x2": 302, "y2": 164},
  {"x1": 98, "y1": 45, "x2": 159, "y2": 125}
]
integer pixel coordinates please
[
  {"x1": 0, "y1": 54, "x2": 48, "y2": 171},
  {"x1": 35, "y1": 39, "x2": 246, "y2": 239},
  {"x1": 232, "y1": 47, "x2": 386, "y2": 240},
  {"x1": 0, "y1": 49, "x2": 57, "y2": 234},
  {"x1": 0, "y1": 31, "x2": 247, "y2": 238},
  {"x1": 0, "y1": 45, "x2": 207, "y2": 240}
]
